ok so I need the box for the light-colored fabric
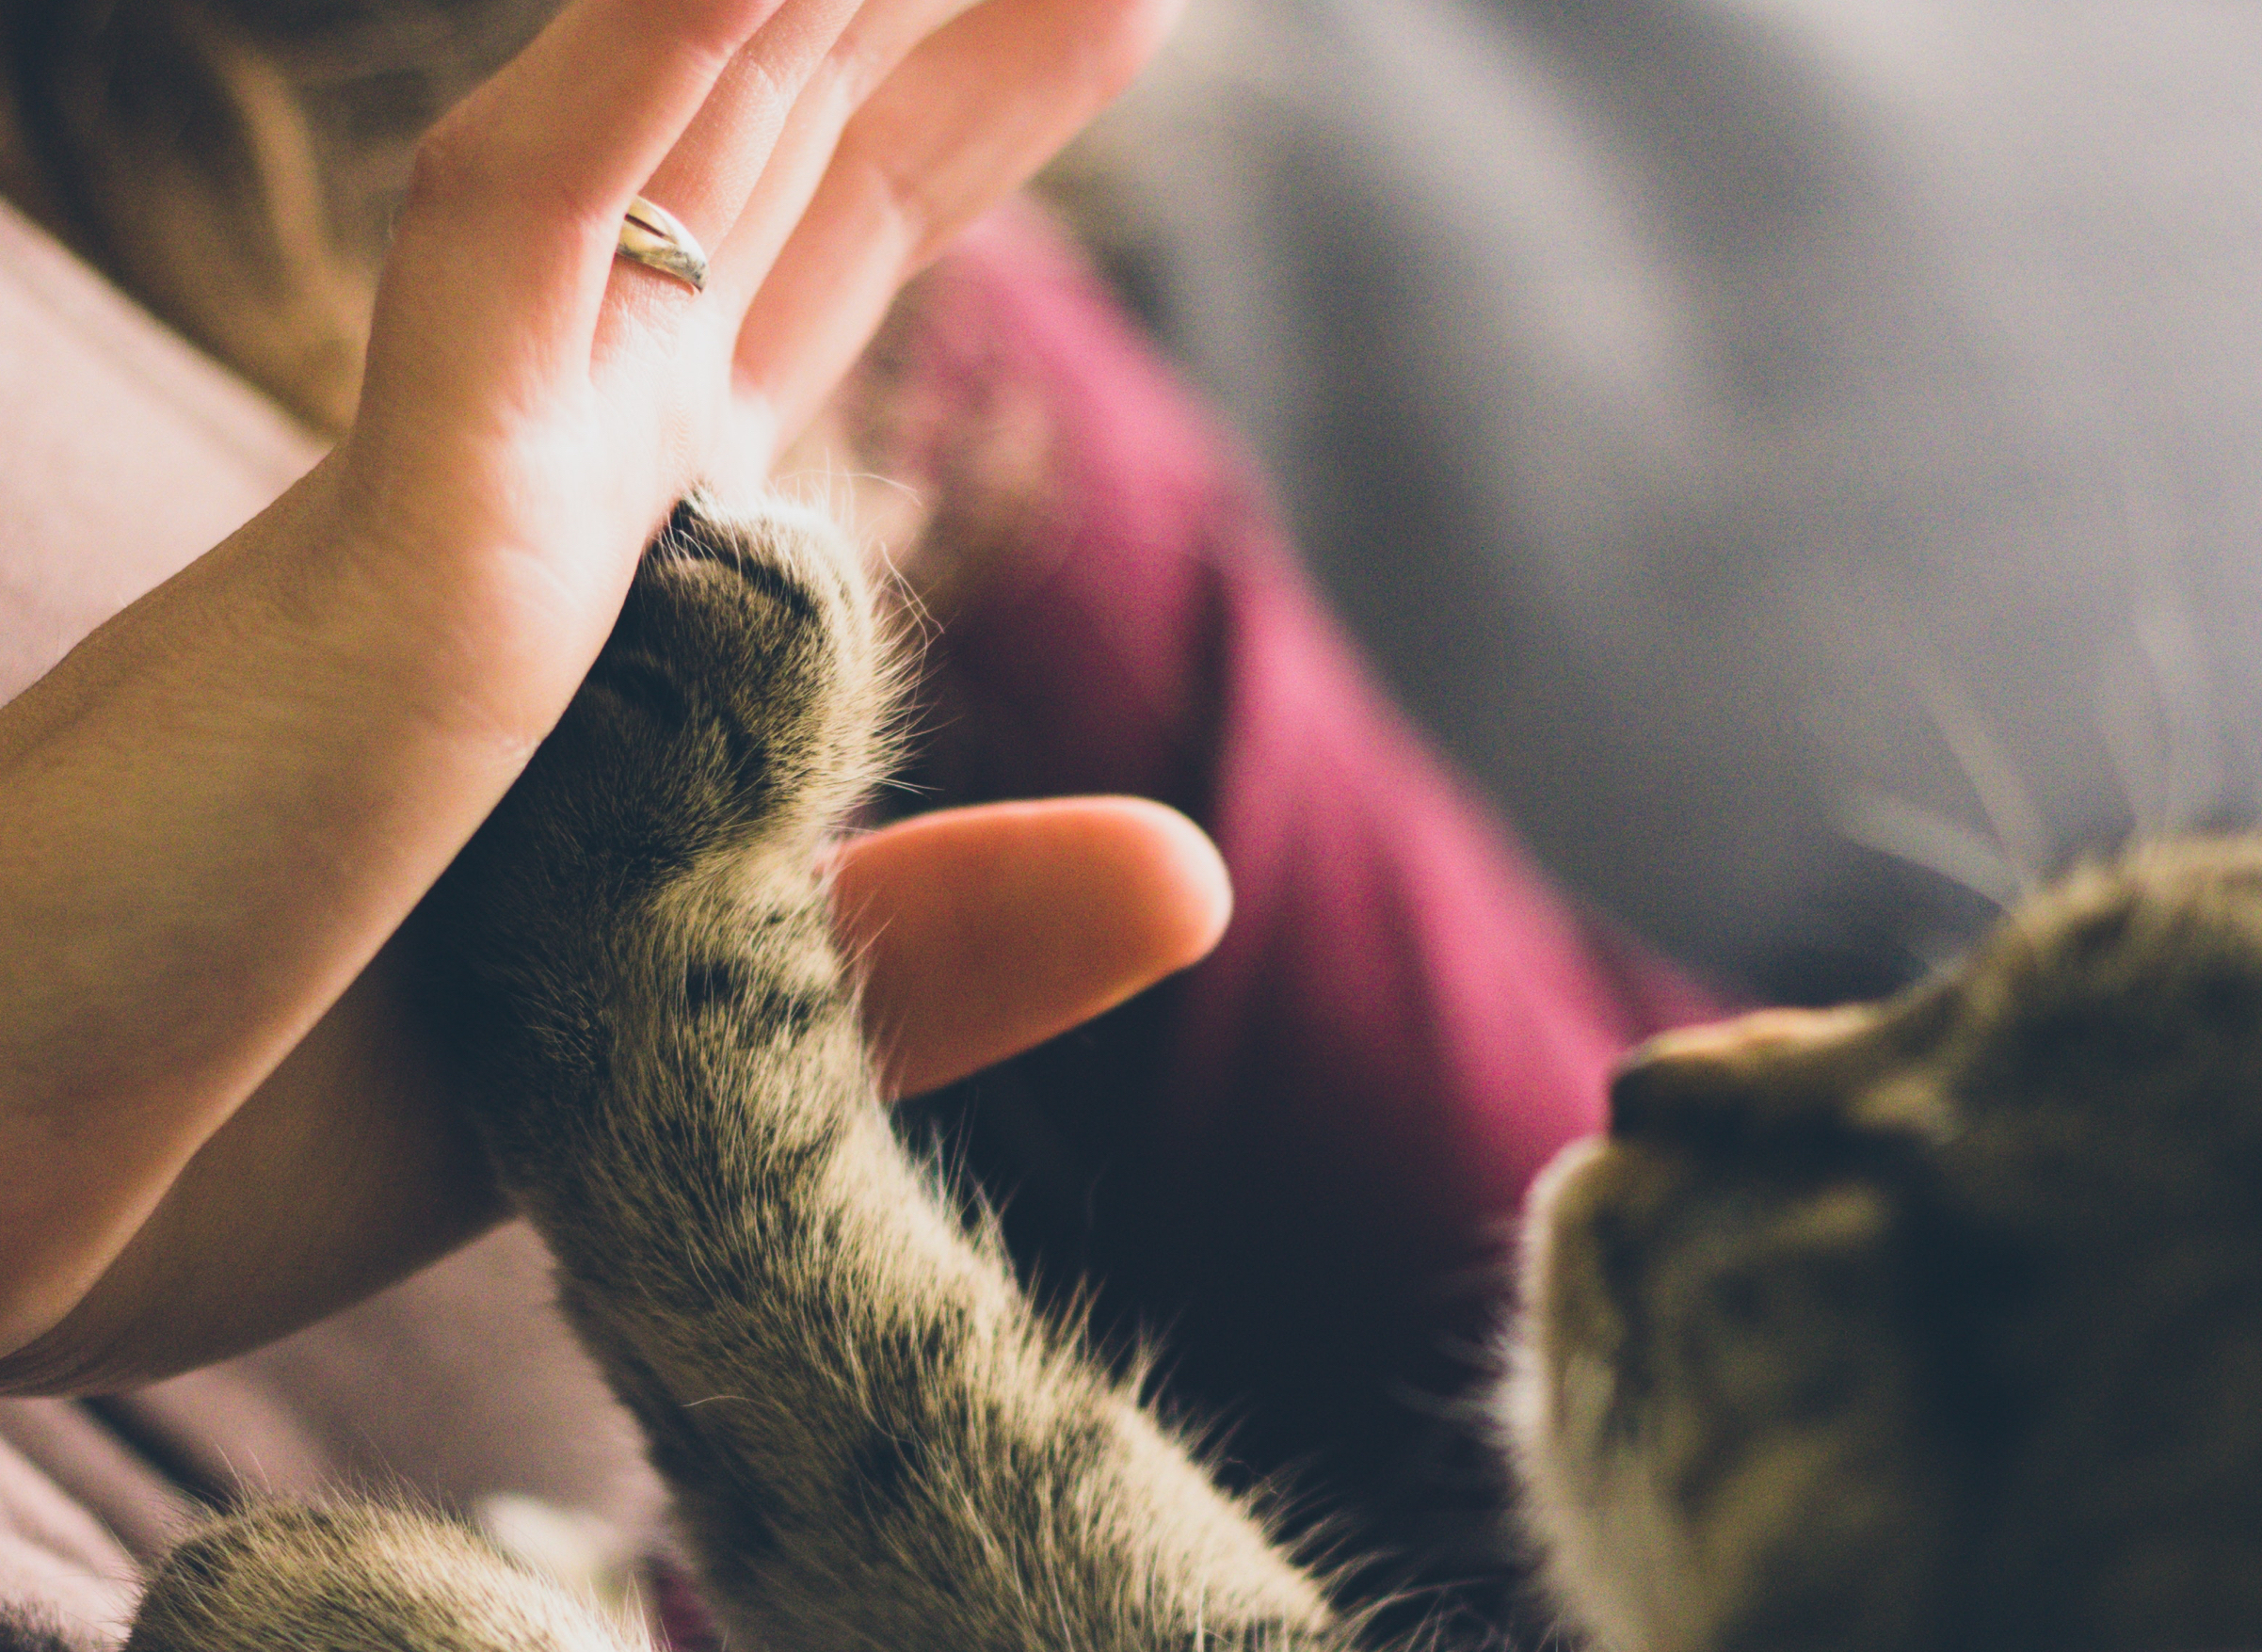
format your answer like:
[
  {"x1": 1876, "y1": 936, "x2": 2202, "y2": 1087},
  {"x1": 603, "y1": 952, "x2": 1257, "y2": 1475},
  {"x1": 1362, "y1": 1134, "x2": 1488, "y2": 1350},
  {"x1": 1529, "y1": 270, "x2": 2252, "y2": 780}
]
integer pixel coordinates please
[
  {"x1": 134, "y1": 1223, "x2": 663, "y2": 1532},
  {"x1": 0, "y1": 197, "x2": 320, "y2": 707},
  {"x1": 0, "y1": 1227, "x2": 667, "y2": 1648},
  {"x1": 1083, "y1": 0, "x2": 2262, "y2": 1002},
  {"x1": 0, "y1": 1400, "x2": 193, "y2": 1562},
  {"x1": 0, "y1": 1425, "x2": 139, "y2": 1650}
]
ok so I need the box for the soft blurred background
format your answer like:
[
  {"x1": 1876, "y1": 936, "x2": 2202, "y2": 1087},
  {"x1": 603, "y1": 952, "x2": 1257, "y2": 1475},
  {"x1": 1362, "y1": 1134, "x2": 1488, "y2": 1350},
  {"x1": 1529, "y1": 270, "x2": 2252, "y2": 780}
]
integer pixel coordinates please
[
  {"x1": 1052, "y1": 0, "x2": 2262, "y2": 1005},
  {"x1": 6, "y1": 8, "x2": 2259, "y2": 1648}
]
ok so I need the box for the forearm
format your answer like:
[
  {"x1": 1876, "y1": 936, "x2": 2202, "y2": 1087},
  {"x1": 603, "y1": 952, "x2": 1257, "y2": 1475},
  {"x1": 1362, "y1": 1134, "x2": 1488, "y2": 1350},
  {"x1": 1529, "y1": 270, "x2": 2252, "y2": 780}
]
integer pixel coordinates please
[
  {"x1": 0, "y1": 933, "x2": 505, "y2": 1395},
  {"x1": 0, "y1": 456, "x2": 569, "y2": 1361}
]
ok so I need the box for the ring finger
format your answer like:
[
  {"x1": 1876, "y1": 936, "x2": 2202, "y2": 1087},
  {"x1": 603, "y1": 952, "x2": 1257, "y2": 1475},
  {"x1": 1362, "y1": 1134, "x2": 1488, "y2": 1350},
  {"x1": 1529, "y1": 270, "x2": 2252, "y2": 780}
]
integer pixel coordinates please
[{"x1": 602, "y1": 0, "x2": 992, "y2": 346}]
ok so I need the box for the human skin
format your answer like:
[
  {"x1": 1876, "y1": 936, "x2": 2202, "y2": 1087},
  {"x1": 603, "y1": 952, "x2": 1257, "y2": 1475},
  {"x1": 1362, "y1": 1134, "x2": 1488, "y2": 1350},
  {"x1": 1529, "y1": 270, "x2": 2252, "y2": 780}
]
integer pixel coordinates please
[{"x1": 0, "y1": 0, "x2": 1191, "y2": 1390}]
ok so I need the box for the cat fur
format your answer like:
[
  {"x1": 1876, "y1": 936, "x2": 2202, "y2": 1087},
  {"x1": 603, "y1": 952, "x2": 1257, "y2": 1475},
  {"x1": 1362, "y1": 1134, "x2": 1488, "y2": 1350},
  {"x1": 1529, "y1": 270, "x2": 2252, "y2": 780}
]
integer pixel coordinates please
[{"x1": 1511, "y1": 842, "x2": 2262, "y2": 1652}]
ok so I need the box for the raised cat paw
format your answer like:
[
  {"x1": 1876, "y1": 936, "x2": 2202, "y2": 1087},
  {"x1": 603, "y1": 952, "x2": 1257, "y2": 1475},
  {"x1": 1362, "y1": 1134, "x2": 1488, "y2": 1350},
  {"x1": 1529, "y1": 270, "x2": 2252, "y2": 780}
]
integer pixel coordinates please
[
  {"x1": 441, "y1": 491, "x2": 886, "y2": 938},
  {"x1": 414, "y1": 492, "x2": 890, "y2": 1199}
]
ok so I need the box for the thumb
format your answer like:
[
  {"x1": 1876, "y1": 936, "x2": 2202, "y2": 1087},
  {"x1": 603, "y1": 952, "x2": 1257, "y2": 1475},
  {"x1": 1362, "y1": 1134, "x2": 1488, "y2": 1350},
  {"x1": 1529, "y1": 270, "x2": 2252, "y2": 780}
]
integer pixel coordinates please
[{"x1": 828, "y1": 797, "x2": 1232, "y2": 1099}]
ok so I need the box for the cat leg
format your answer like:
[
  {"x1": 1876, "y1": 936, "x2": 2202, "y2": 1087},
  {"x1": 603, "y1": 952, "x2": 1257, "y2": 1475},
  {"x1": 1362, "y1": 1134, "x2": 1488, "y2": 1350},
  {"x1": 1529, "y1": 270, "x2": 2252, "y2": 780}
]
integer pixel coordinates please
[
  {"x1": 123, "y1": 1505, "x2": 648, "y2": 1652},
  {"x1": 421, "y1": 496, "x2": 1346, "y2": 1652}
]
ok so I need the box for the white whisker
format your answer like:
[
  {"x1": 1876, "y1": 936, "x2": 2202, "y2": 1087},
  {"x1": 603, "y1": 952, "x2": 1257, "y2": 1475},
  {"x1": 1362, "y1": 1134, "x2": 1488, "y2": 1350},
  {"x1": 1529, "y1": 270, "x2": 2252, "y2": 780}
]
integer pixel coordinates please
[
  {"x1": 1905, "y1": 653, "x2": 2051, "y2": 894},
  {"x1": 1836, "y1": 790, "x2": 2017, "y2": 910}
]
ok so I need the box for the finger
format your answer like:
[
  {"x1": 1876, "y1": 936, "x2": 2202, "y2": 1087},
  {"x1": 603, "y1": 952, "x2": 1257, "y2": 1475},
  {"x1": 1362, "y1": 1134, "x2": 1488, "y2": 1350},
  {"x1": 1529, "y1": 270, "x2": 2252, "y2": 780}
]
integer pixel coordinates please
[
  {"x1": 597, "y1": 0, "x2": 993, "y2": 365},
  {"x1": 595, "y1": 0, "x2": 875, "y2": 339},
  {"x1": 686, "y1": 0, "x2": 990, "y2": 309},
  {"x1": 730, "y1": 0, "x2": 1182, "y2": 447},
  {"x1": 829, "y1": 798, "x2": 1231, "y2": 1100},
  {"x1": 371, "y1": 0, "x2": 803, "y2": 396},
  {"x1": 581, "y1": 0, "x2": 1021, "y2": 393}
]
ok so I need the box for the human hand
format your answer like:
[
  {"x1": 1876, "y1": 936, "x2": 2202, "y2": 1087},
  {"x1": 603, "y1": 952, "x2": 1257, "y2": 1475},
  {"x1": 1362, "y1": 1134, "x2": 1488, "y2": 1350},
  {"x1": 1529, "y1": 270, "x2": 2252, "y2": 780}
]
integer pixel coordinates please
[
  {"x1": 336, "y1": 0, "x2": 1181, "y2": 743},
  {"x1": 0, "y1": 0, "x2": 1177, "y2": 1375}
]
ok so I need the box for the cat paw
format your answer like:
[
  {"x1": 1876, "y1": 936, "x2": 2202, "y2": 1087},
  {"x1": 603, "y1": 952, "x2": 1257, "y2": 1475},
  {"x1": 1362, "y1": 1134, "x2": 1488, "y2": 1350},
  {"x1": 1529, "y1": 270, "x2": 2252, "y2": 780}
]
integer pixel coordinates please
[
  {"x1": 126, "y1": 1505, "x2": 646, "y2": 1652},
  {"x1": 414, "y1": 492, "x2": 890, "y2": 1083},
  {"x1": 608, "y1": 493, "x2": 892, "y2": 851},
  {"x1": 552, "y1": 491, "x2": 890, "y2": 876}
]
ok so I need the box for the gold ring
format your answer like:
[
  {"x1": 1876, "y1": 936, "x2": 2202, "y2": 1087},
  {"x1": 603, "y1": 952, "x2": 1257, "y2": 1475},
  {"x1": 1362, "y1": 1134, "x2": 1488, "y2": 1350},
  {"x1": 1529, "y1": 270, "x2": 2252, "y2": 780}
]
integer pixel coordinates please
[{"x1": 616, "y1": 195, "x2": 708, "y2": 294}]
